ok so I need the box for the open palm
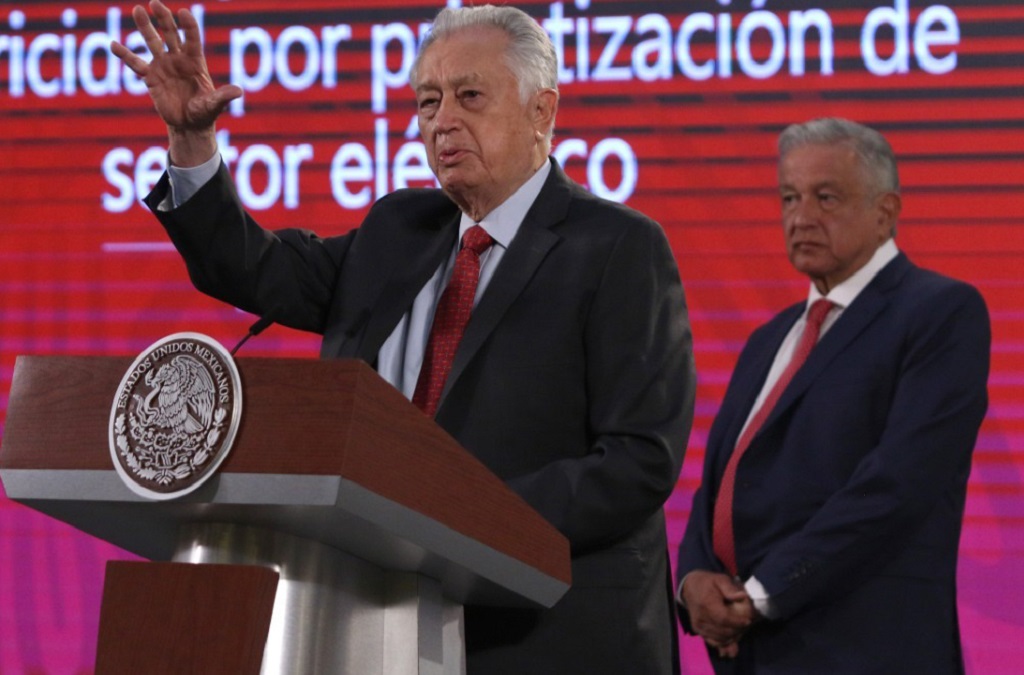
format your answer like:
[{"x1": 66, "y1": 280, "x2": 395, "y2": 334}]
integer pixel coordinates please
[{"x1": 111, "y1": 1, "x2": 241, "y2": 163}]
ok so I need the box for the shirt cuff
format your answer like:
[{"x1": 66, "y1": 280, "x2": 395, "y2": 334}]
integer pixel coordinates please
[
  {"x1": 676, "y1": 572, "x2": 692, "y2": 606},
  {"x1": 165, "y1": 151, "x2": 222, "y2": 210},
  {"x1": 745, "y1": 575, "x2": 776, "y2": 619}
]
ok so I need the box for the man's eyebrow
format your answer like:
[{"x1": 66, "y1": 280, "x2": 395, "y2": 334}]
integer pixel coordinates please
[
  {"x1": 416, "y1": 72, "x2": 485, "y2": 92},
  {"x1": 779, "y1": 180, "x2": 843, "y2": 192},
  {"x1": 810, "y1": 180, "x2": 844, "y2": 192},
  {"x1": 450, "y1": 72, "x2": 484, "y2": 88}
]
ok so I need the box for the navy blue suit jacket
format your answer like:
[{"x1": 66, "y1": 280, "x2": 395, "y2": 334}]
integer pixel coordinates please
[
  {"x1": 677, "y1": 252, "x2": 989, "y2": 674},
  {"x1": 148, "y1": 159, "x2": 695, "y2": 675}
]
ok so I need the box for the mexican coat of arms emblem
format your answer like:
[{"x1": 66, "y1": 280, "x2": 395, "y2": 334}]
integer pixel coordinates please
[{"x1": 108, "y1": 333, "x2": 242, "y2": 500}]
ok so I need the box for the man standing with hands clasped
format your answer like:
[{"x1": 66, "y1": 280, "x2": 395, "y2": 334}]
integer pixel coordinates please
[
  {"x1": 112, "y1": 2, "x2": 695, "y2": 673},
  {"x1": 676, "y1": 117, "x2": 989, "y2": 674}
]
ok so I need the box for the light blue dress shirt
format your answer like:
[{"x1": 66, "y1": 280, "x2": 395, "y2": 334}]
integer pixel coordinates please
[{"x1": 166, "y1": 152, "x2": 552, "y2": 400}]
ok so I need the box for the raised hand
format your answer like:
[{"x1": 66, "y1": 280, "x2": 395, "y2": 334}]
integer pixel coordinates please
[{"x1": 110, "y1": 0, "x2": 242, "y2": 166}]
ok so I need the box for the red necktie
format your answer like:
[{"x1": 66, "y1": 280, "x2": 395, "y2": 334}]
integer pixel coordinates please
[
  {"x1": 712, "y1": 299, "x2": 834, "y2": 576},
  {"x1": 412, "y1": 225, "x2": 494, "y2": 416}
]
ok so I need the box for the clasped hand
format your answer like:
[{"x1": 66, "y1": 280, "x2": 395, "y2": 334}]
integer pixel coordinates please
[{"x1": 681, "y1": 570, "x2": 757, "y2": 659}]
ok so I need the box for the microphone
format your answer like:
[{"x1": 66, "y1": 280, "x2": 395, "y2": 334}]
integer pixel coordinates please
[{"x1": 230, "y1": 314, "x2": 276, "y2": 355}]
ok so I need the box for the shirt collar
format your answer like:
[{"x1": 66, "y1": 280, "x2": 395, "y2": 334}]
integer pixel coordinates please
[
  {"x1": 458, "y1": 161, "x2": 551, "y2": 249},
  {"x1": 808, "y1": 238, "x2": 900, "y2": 310}
]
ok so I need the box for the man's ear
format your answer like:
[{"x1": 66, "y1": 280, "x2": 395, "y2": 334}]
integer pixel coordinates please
[
  {"x1": 532, "y1": 88, "x2": 559, "y2": 138},
  {"x1": 878, "y1": 191, "x2": 902, "y2": 236}
]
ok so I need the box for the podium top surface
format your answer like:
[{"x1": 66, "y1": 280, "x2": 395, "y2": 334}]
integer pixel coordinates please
[{"x1": 0, "y1": 354, "x2": 570, "y2": 608}]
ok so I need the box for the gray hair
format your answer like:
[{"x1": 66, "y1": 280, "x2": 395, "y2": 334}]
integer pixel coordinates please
[
  {"x1": 410, "y1": 4, "x2": 559, "y2": 103},
  {"x1": 779, "y1": 117, "x2": 900, "y2": 195}
]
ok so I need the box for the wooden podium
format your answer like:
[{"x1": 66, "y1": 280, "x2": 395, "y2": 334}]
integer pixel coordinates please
[{"x1": 0, "y1": 355, "x2": 571, "y2": 675}]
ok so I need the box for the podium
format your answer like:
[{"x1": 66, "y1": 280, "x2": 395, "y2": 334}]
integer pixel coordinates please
[{"x1": 0, "y1": 355, "x2": 571, "y2": 675}]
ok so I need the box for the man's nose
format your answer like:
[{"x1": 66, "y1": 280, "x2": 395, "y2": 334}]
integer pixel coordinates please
[
  {"x1": 789, "y1": 198, "x2": 819, "y2": 227},
  {"x1": 433, "y1": 96, "x2": 462, "y2": 133}
]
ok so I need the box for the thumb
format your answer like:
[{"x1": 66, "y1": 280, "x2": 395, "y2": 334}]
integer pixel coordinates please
[
  {"x1": 186, "y1": 84, "x2": 243, "y2": 125},
  {"x1": 208, "y1": 84, "x2": 244, "y2": 114},
  {"x1": 719, "y1": 577, "x2": 749, "y2": 603}
]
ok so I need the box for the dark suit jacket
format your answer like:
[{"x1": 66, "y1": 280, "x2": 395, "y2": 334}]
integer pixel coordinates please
[
  {"x1": 147, "y1": 158, "x2": 696, "y2": 675},
  {"x1": 677, "y1": 252, "x2": 989, "y2": 674}
]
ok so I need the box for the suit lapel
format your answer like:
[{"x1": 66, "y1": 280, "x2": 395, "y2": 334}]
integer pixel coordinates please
[
  {"x1": 723, "y1": 304, "x2": 802, "y2": 449},
  {"x1": 759, "y1": 253, "x2": 911, "y2": 431},
  {"x1": 436, "y1": 160, "x2": 571, "y2": 410},
  {"x1": 355, "y1": 213, "x2": 460, "y2": 362}
]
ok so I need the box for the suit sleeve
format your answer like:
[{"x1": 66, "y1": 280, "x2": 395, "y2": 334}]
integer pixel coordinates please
[
  {"x1": 675, "y1": 425, "x2": 730, "y2": 584},
  {"x1": 506, "y1": 217, "x2": 696, "y2": 552},
  {"x1": 754, "y1": 281, "x2": 990, "y2": 619},
  {"x1": 145, "y1": 164, "x2": 356, "y2": 333},
  {"x1": 673, "y1": 455, "x2": 724, "y2": 634},
  {"x1": 674, "y1": 321, "x2": 778, "y2": 632}
]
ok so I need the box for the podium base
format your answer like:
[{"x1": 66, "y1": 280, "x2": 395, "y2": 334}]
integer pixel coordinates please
[
  {"x1": 172, "y1": 522, "x2": 466, "y2": 675},
  {"x1": 96, "y1": 561, "x2": 278, "y2": 675}
]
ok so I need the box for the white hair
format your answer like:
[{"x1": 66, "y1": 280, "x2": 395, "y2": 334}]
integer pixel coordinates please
[{"x1": 410, "y1": 4, "x2": 558, "y2": 104}]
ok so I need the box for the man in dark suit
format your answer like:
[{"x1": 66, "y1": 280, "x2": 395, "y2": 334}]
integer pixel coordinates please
[
  {"x1": 113, "y1": 2, "x2": 694, "y2": 673},
  {"x1": 675, "y1": 117, "x2": 989, "y2": 673}
]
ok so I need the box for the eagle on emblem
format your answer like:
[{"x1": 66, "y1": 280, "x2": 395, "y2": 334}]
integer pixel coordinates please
[{"x1": 133, "y1": 354, "x2": 216, "y2": 435}]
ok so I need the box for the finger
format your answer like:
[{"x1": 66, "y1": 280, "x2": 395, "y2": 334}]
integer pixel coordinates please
[
  {"x1": 151, "y1": 0, "x2": 183, "y2": 53},
  {"x1": 177, "y1": 7, "x2": 204, "y2": 57},
  {"x1": 715, "y1": 578, "x2": 752, "y2": 609},
  {"x1": 696, "y1": 609, "x2": 751, "y2": 636},
  {"x1": 724, "y1": 597, "x2": 753, "y2": 619},
  {"x1": 110, "y1": 41, "x2": 150, "y2": 77},
  {"x1": 700, "y1": 627, "x2": 740, "y2": 646},
  {"x1": 694, "y1": 615, "x2": 745, "y2": 641},
  {"x1": 717, "y1": 643, "x2": 740, "y2": 659},
  {"x1": 721, "y1": 581, "x2": 750, "y2": 603},
  {"x1": 713, "y1": 574, "x2": 747, "y2": 594},
  {"x1": 132, "y1": 4, "x2": 165, "y2": 57}
]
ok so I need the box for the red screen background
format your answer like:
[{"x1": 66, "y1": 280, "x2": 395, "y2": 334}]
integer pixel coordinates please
[{"x1": 1, "y1": 1, "x2": 1021, "y2": 672}]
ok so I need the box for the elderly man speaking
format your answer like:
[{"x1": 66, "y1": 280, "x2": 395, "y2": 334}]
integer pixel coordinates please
[{"x1": 112, "y1": 3, "x2": 695, "y2": 673}]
